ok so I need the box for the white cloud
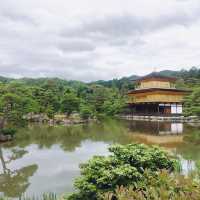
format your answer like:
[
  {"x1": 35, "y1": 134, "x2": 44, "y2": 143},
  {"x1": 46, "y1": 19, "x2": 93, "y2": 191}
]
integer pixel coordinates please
[{"x1": 0, "y1": 0, "x2": 200, "y2": 81}]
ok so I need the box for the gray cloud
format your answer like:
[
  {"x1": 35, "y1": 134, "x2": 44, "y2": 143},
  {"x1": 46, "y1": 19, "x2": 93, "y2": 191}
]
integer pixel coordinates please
[
  {"x1": 0, "y1": 0, "x2": 200, "y2": 81},
  {"x1": 1, "y1": 11, "x2": 37, "y2": 25},
  {"x1": 62, "y1": 10, "x2": 199, "y2": 39},
  {"x1": 58, "y1": 39, "x2": 96, "y2": 52}
]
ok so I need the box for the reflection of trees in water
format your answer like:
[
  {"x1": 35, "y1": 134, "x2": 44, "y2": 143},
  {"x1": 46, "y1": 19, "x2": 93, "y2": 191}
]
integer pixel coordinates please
[
  {"x1": 0, "y1": 120, "x2": 132, "y2": 197},
  {"x1": 8, "y1": 119, "x2": 131, "y2": 152},
  {"x1": 174, "y1": 126, "x2": 200, "y2": 172},
  {"x1": 126, "y1": 120, "x2": 200, "y2": 172},
  {"x1": 175, "y1": 142, "x2": 200, "y2": 161},
  {"x1": 1, "y1": 119, "x2": 199, "y2": 196},
  {"x1": 0, "y1": 148, "x2": 27, "y2": 174},
  {"x1": 183, "y1": 128, "x2": 200, "y2": 144},
  {"x1": 0, "y1": 145, "x2": 38, "y2": 198},
  {"x1": 179, "y1": 126, "x2": 200, "y2": 161},
  {"x1": 7, "y1": 120, "x2": 199, "y2": 154}
]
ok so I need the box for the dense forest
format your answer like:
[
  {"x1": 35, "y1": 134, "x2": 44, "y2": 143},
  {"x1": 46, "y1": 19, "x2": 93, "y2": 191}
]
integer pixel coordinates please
[
  {"x1": 0, "y1": 77, "x2": 126, "y2": 127},
  {"x1": 0, "y1": 67, "x2": 200, "y2": 127}
]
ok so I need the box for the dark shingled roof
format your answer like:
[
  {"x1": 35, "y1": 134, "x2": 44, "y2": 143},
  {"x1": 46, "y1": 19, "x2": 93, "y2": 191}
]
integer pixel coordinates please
[{"x1": 133, "y1": 72, "x2": 177, "y2": 82}]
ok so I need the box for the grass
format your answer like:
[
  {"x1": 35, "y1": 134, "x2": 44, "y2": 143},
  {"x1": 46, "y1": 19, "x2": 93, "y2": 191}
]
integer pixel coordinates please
[{"x1": 0, "y1": 193, "x2": 57, "y2": 200}]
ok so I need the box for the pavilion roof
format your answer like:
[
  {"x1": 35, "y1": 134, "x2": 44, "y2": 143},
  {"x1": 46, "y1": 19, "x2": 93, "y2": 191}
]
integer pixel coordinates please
[
  {"x1": 128, "y1": 87, "x2": 191, "y2": 94},
  {"x1": 133, "y1": 72, "x2": 177, "y2": 83}
]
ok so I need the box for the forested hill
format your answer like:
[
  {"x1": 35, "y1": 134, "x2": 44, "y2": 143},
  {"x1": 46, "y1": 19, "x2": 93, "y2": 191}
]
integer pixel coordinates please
[
  {"x1": 158, "y1": 68, "x2": 200, "y2": 86},
  {"x1": 91, "y1": 67, "x2": 200, "y2": 89},
  {"x1": 0, "y1": 67, "x2": 200, "y2": 89},
  {"x1": 89, "y1": 74, "x2": 139, "y2": 90},
  {"x1": 0, "y1": 76, "x2": 13, "y2": 83}
]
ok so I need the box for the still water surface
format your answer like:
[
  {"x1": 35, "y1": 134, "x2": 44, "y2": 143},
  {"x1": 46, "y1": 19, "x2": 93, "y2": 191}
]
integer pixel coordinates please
[{"x1": 0, "y1": 119, "x2": 200, "y2": 198}]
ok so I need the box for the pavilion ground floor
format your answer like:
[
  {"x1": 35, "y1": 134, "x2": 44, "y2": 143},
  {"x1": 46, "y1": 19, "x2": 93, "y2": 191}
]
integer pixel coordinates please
[{"x1": 128, "y1": 102, "x2": 183, "y2": 116}]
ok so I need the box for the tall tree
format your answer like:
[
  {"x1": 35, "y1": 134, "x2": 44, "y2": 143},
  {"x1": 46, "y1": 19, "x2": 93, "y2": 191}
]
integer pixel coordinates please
[
  {"x1": 0, "y1": 93, "x2": 25, "y2": 126},
  {"x1": 61, "y1": 93, "x2": 80, "y2": 116},
  {"x1": 184, "y1": 88, "x2": 200, "y2": 116}
]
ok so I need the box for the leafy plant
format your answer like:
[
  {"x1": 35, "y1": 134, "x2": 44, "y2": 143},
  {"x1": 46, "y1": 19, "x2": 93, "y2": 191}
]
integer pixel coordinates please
[
  {"x1": 184, "y1": 87, "x2": 200, "y2": 116},
  {"x1": 104, "y1": 170, "x2": 200, "y2": 200},
  {"x1": 80, "y1": 104, "x2": 93, "y2": 120},
  {"x1": 67, "y1": 144, "x2": 179, "y2": 200},
  {"x1": 61, "y1": 93, "x2": 80, "y2": 116}
]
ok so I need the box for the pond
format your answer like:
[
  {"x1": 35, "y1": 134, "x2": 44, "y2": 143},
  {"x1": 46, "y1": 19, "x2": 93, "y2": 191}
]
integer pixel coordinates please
[{"x1": 0, "y1": 119, "x2": 200, "y2": 198}]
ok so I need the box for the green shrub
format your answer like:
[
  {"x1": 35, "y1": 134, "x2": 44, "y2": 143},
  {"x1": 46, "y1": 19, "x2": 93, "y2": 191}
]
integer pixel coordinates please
[
  {"x1": 67, "y1": 143, "x2": 179, "y2": 200},
  {"x1": 104, "y1": 170, "x2": 200, "y2": 200},
  {"x1": 184, "y1": 87, "x2": 200, "y2": 116},
  {"x1": 109, "y1": 144, "x2": 179, "y2": 172},
  {"x1": 80, "y1": 105, "x2": 93, "y2": 120}
]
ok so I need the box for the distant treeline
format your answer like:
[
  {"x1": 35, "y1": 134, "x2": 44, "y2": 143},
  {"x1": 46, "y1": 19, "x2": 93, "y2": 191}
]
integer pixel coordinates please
[
  {"x1": 0, "y1": 78, "x2": 126, "y2": 126},
  {"x1": 0, "y1": 67, "x2": 200, "y2": 126}
]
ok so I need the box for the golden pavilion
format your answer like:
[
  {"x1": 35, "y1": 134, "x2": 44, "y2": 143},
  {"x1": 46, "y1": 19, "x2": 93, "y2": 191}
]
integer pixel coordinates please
[{"x1": 128, "y1": 72, "x2": 189, "y2": 115}]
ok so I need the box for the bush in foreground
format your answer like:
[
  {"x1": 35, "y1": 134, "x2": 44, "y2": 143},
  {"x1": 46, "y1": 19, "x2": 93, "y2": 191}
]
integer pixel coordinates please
[
  {"x1": 104, "y1": 170, "x2": 200, "y2": 200},
  {"x1": 67, "y1": 143, "x2": 179, "y2": 200}
]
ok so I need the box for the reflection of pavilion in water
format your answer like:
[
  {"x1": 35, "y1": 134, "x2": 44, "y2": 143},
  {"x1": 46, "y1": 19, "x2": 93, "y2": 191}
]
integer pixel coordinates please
[
  {"x1": 128, "y1": 121, "x2": 184, "y2": 146},
  {"x1": 128, "y1": 121, "x2": 200, "y2": 174}
]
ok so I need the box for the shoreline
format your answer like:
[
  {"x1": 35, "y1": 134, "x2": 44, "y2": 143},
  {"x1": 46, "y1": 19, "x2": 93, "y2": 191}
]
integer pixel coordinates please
[
  {"x1": 120, "y1": 115, "x2": 200, "y2": 123},
  {"x1": 24, "y1": 113, "x2": 97, "y2": 125}
]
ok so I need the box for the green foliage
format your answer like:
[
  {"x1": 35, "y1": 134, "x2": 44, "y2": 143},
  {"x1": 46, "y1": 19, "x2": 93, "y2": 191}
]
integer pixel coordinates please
[
  {"x1": 104, "y1": 170, "x2": 200, "y2": 200},
  {"x1": 1, "y1": 128, "x2": 16, "y2": 137},
  {"x1": 80, "y1": 104, "x2": 93, "y2": 120},
  {"x1": 85, "y1": 85, "x2": 126, "y2": 116},
  {"x1": 22, "y1": 98, "x2": 40, "y2": 114},
  {"x1": 0, "y1": 78, "x2": 126, "y2": 125},
  {"x1": 67, "y1": 143, "x2": 179, "y2": 200},
  {"x1": 109, "y1": 144, "x2": 179, "y2": 172},
  {"x1": 46, "y1": 105, "x2": 55, "y2": 119},
  {"x1": 184, "y1": 130, "x2": 200, "y2": 144},
  {"x1": 102, "y1": 98, "x2": 125, "y2": 116},
  {"x1": 175, "y1": 78, "x2": 187, "y2": 89},
  {"x1": 0, "y1": 93, "x2": 26, "y2": 125},
  {"x1": 85, "y1": 85, "x2": 111, "y2": 113},
  {"x1": 184, "y1": 87, "x2": 200, "y2": 116},
  {"x1": 61, "y1": 93, "x2": 80, "y2": 116},
  {"x1": 1, "y1": 66, "x2": 200, "y2": 123}
]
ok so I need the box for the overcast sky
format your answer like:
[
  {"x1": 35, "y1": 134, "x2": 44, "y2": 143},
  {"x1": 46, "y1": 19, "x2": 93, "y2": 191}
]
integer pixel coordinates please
[{"x1": 0, "y1": 0, "x2": 200, "y2": 81}]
